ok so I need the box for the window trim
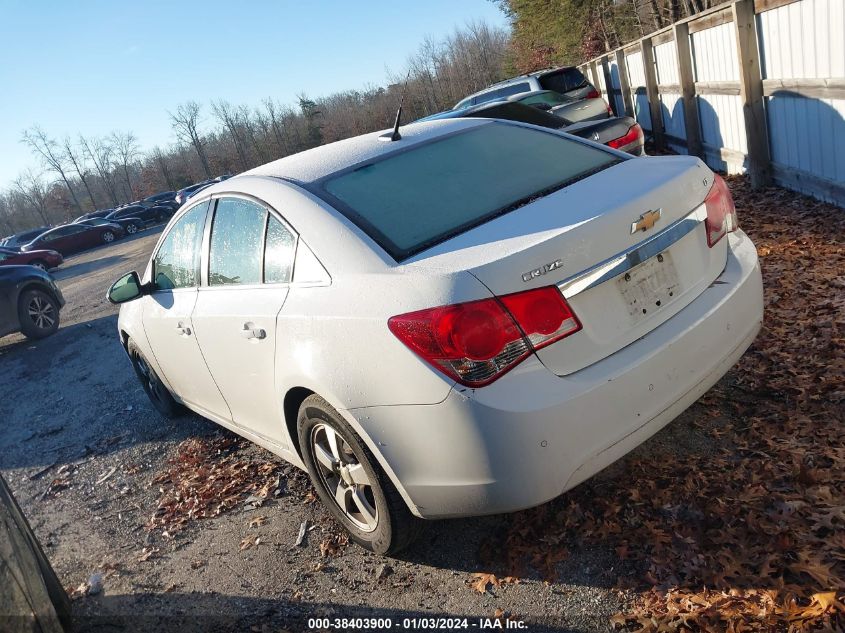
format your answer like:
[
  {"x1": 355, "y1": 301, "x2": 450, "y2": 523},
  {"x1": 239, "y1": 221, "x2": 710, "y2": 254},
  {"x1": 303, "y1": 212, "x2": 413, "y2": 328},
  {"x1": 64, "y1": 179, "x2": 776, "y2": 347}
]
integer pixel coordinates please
[
  {"x1": 199, "y1": 192, "x2": 299, "y2": 291},
  {"x1": 150, "y1": 198, "x2": 213, "y2": 293}
]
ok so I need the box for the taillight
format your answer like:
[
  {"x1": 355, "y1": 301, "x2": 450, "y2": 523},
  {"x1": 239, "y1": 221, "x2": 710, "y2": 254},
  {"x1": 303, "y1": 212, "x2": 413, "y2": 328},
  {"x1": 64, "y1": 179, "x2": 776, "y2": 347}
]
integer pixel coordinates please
[
  {"x1": 586, "y1": 88, "x2": 600, "y2": 99},
  {"x1": 703, "y1": 174, "x2": 738, "y2": 247},
  {"x1": 607, "y1": 124, "x2": 644, "y2": 150},
  {"x1": 388, "y1": 287, "x2": 581, "y2": 387},
  {"x1": 605, "y1": 101, "x2": 613, "y2": 115}
]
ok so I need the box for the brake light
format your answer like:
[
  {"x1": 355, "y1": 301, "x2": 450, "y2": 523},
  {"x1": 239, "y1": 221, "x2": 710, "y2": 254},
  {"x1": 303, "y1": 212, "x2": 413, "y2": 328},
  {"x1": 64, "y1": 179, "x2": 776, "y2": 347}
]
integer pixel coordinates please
[
  {"x1": 703, "y1": 174, "x2": 738, "y2": 247},
  {"x1": 388, "y1": 287, "x2": 581, "y2": 387},
  {"x1": 586, "y1": 89, "x2": 600, "y2": 99},
  {"x1": 607, "y1": 124, "x2": 644, "y2": 150}
]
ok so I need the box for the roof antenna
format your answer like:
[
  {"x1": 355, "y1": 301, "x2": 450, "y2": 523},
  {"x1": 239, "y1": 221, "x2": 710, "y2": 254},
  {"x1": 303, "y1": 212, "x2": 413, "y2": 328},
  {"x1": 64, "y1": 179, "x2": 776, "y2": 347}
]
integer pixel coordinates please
[{"x1": 380, "y1": 70, "x2": 411, "y2": 142}]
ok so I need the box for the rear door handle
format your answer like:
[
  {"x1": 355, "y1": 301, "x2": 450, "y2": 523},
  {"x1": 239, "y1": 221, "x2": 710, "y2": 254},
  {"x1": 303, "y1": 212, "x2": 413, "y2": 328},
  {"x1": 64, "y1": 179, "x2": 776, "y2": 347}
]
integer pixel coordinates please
[
  {"x1": 241, "y1": 323, "x2": 266, "y2": 340},
  {"x1": 176, "y1": 321, "x2": 191, "y2": 336}
]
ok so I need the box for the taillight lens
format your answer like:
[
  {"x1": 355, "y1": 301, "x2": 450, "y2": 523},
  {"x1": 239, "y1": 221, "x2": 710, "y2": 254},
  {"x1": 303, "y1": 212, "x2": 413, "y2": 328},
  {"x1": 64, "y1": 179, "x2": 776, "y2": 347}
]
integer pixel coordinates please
[
  {"x1": 703, "y1": 174, "x2": 738, "y2": 247},
  {"x1": 607, "y1": 124, "x2": 644, "y2": 150},
  {"x1": 388, "y1": 287, "x2": 581, "y2": 387},
  {"x1": 586, "y1": 88, "x2": 600, "y2": 99}
]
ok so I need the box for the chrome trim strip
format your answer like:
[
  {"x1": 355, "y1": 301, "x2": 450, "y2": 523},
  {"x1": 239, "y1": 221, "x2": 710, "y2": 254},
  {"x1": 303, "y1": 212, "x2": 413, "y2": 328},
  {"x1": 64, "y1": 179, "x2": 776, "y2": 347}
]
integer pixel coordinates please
[{"x1": 558, "y1": 205, "x2": 707, "y2": 299}]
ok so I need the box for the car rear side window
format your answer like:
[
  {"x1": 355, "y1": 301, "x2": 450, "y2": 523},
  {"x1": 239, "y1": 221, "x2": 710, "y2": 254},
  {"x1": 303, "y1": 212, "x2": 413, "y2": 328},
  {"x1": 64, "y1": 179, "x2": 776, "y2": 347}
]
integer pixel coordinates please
[
  {"x1": 320, "y1": 122, "x2": 619, "y2": 261},
  {"x1": 539, "y1": 68, "x2": 587, "y2": 93},
  {"x1": 208, "y1": 198, "x2": 267, "y2": 286},
  {"x1": 264, "y1": 216, "x2": 296, "y2": 284},
  {"x1": 154, "y1": 201, "x2": 208, "y2": 290}
]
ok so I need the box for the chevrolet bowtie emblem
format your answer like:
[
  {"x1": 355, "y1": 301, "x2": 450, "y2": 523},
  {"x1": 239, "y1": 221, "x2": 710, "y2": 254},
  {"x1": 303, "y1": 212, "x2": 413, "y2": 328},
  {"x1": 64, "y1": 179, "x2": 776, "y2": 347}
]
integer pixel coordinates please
[{"x1": 631, "y1": 209, "x2": 662, "y2": 234}]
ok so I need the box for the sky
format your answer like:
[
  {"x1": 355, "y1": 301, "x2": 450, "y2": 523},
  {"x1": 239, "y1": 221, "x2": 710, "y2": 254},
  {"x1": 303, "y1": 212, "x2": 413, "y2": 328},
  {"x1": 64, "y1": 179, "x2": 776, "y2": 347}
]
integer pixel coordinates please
[{"x1": 0, "y1": 0, "x2": 508, "y2": 188}]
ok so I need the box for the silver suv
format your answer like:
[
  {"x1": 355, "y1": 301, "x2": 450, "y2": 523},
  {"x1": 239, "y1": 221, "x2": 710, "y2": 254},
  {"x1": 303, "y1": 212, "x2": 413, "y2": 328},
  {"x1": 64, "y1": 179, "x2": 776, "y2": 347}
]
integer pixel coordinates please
[{"x1": 454, "y1": 66, "x2": 598, "y2": 109}]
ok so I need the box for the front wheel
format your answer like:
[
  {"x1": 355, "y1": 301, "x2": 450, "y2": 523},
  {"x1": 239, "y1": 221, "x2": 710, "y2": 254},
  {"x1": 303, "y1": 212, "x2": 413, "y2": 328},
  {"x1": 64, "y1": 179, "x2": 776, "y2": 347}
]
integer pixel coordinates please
[
  {"x1": 125, "y1": 223, "x2": 138, "y2": 235},
  {"x1": 102, "y1": 230, "x2": 115, "y2": 244},
  {"x1": 17, "y1": 289, "x2": 60, "y2": 339},
  {"x1": 127, "y1": 340, "x2": 183, "y2": 418},
  {"x1": 297, "y1": 395, "x2": 419, "y2": 555}
]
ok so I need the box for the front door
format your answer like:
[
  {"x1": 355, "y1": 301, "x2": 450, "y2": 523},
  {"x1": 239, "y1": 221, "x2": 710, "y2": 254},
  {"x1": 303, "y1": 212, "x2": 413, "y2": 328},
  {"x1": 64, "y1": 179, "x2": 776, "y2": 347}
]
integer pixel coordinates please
[
  {"x1": 191, "y1": 197, "x2": 297, "y2": 446},
  {"x1": 141, "y1": 201, "x2": 231, "y2": 420}
]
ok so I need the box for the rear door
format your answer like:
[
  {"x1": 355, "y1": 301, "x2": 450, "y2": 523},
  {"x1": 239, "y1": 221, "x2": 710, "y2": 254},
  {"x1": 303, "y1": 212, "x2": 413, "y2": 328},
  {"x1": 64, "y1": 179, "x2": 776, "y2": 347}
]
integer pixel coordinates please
[
  {"x1": 191, "y1": 196, "x2": 295, "y2": 446},
  {"x1": 193, "y1": 196, "x2": 296, "y2": 444},
  {"x1": 141, "y1": 201, "x2": 232, "y2": 419}
]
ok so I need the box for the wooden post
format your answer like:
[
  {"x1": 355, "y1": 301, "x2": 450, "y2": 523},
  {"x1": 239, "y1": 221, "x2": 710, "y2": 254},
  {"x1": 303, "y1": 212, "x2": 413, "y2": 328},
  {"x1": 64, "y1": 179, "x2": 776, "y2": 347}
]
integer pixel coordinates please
[
  {"x1": 588, "y1": 60, "x2": 601, "y2": 96},
  {"x1": 600, "y1": 56, "x2": 617, "y2": 115},
  {"x1": 733, "y1": 0, "x2": 771, "y2": 188},
  {"x1": 674, "y1": 22, "x2": 703, "y2": 158},
  {"x1": 616, "y1": 49, "x2": 634, "y2": 117},
  {"x1": 641, "y1": 38, "x2": 666, "y2": 150}
]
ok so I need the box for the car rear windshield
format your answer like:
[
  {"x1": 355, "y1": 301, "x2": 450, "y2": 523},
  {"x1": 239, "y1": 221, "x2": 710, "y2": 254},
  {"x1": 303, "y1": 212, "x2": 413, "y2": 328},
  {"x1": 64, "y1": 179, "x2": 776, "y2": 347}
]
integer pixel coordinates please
[
  {"x1": 539, "y1": 68, "x2": 588, "y2": 93},
  {"x1": 319, "y1": 122, "x2": 619, "y2": 261}
]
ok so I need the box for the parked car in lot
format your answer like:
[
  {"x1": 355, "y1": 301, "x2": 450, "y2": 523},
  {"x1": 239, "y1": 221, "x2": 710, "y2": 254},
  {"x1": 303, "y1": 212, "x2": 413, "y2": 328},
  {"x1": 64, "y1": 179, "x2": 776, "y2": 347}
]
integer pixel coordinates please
[
  {"x1": 507, "y1": 89, "x2": 611, "y2": 123},
  {"x1": 174, "y1": 181, "x2": 214, "y2": 206},
  {"x1": 0, "y1": 227, "x2": 53, "y2": 250},
  {"x1": 0, "y1": 265, "x2": 64, "y2": 339},
  {"x1": 109, "y1": 118, "x2": 763, "y2": 555},
  {"x1": 21, "y1": 223, "x2": 122, "y2": 256},
  {"x1": 141, "y1": 191, "x2": 176, "y2": 206},
  {"x1": 454, "y1": 66, "x2": 599, "y2": 109},
  {"x1": 105, "y1": 205, "x2": 167, "y2": 226},
  {"x1": 74, "y1": 209, "x2": 114, "y2": 222},
  {"x1": 419, "y1": 100, "x2": 645, "y2": 155},
  {"x1": 0, "y1": 246, "x2": 63, "y2": 271},
  {"x1": 76, "y1": 216, "x2": 143, "y2": 236}
]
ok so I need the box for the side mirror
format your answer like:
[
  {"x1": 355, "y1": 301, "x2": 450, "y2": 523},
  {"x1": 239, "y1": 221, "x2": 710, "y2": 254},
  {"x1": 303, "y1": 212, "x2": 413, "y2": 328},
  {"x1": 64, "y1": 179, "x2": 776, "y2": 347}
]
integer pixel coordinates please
[{"x1": 107, "y1": 271, "x2": 147, "y2": 304}]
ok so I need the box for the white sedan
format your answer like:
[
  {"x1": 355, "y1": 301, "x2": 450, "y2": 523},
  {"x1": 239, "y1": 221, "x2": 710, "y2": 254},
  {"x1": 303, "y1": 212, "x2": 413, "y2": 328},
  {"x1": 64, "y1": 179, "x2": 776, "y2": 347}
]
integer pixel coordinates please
[{"x1": 108, "y1": 118, "x2": 763, "y2": 554}]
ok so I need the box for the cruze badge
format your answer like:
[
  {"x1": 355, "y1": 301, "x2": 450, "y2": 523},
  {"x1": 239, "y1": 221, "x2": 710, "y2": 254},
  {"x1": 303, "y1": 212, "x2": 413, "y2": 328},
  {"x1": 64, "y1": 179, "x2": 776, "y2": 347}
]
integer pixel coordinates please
[
  {"x1": 631, "y1": 209, "x2": 662, "y2": 234},
  {"x1": 522, "y1": 259, "x2": 563, "y2": 283}
]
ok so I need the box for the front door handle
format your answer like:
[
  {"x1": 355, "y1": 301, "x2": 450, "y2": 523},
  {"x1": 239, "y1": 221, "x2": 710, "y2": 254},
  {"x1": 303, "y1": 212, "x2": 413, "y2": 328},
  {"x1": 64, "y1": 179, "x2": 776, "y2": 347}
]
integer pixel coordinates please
[
  {"x1": 241, "y1": 323, "x2": 266, "y2": 340},
  {"x1": 176, "y1": 321, "x2": 191, "y2": 336}
]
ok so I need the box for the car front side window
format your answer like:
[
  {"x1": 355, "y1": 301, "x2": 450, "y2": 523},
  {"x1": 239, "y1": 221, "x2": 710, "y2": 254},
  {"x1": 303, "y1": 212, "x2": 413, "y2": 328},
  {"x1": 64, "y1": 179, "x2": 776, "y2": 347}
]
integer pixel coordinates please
[
  {"x1": 208, "y1": 198, "x2": 267, "y2": 286},
  {"x1": 153, "y1": 201, "x2": 208, "y2": 290}
]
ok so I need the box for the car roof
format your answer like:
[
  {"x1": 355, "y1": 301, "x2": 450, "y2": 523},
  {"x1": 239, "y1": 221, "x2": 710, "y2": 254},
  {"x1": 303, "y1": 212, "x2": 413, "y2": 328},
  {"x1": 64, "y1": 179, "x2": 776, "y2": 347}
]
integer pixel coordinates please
[{"x1": 240, "y1": 118, "x2": 487, "y2": 185}]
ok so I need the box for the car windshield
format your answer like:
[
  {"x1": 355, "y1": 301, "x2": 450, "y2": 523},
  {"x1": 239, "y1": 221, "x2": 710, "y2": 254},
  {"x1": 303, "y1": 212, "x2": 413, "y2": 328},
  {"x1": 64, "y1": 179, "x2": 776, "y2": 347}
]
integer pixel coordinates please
[{"x1": 319, "y1": 122, "x2": 619, "y2": 260}]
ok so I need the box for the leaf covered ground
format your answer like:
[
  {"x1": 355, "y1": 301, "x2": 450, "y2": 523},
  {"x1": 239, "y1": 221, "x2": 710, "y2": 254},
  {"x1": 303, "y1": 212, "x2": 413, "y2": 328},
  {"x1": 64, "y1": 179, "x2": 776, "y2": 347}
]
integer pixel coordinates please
[{"x1": 478, "y1": 176, "x2": 845, "y2": 631}]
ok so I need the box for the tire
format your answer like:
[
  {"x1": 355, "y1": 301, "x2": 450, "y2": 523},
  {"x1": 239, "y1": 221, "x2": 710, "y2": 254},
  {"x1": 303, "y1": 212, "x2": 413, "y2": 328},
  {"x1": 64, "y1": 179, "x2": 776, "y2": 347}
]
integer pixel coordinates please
[
  {"x1": 125, "y1": 223, "x2": 139, "y2": 235},
  {"x1": 102, "y1": 230, "x2": 115, "y2": 244},
  {"x1": 297, "y1": 395, "x2": 419, "y2": 555},
  {"x1": 127, "y1": 340, "x2": 183, "y2": 418},
  {"x1": 17, "y1": 289, "x2": 60, "y2": 339},
  {"x1": 29, "y1": 260, "x2": 48, "y2": 271}
]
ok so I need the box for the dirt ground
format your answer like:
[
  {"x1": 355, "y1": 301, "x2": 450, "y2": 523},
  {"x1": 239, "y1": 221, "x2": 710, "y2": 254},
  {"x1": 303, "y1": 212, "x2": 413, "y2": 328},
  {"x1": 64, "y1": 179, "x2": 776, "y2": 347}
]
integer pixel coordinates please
[{"x1": 0, "y1": 179, "x2": 837, "y2": 633}]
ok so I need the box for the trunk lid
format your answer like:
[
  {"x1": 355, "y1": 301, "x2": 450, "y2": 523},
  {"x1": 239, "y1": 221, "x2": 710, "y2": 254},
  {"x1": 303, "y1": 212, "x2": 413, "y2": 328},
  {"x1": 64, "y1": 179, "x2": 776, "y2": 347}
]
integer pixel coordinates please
[{"x1": 406, "y1": 155, "x2": 727, "y2": 375}]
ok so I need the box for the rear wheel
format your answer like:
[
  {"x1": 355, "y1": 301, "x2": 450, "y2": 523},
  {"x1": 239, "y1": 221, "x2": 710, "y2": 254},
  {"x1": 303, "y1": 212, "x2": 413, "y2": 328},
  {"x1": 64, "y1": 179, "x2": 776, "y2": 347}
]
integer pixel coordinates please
[
  {"x1": 127, "y1": 340, "x2": 183, "y2": 418},
  {"x1": 125, "y1": 223, "x2": 139, "y2": 235},
  {"x1": 297, "y1": 395, "x2": 419, "y2": 555},
  {"x1": 17, "y1": 289, "x2": 60, "y2": 339},
  {"x1": 102, "y1": 230, "x2": 115, "y2": 244}
]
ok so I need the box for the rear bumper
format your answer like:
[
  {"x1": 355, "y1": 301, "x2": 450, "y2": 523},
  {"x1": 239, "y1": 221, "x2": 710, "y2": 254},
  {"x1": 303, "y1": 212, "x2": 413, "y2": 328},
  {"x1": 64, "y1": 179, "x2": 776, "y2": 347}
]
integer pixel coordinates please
[{"x1": 350, "y1": 230, "x2": 763, "y2": 519}]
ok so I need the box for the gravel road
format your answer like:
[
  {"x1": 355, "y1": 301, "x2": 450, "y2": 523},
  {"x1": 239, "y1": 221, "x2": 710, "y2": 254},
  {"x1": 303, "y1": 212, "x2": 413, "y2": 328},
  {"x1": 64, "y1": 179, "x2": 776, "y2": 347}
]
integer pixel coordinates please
[{"x1": 0, "y1": 226, "x2": 719, "y2": 633}]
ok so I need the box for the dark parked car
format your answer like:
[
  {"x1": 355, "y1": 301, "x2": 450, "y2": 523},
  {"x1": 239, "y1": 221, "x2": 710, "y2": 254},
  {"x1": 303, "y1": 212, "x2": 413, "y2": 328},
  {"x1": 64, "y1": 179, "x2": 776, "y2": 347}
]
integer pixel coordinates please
[
  {"x1": 105, "y1": 205, "x2": 167, "y2": 226},
  {"x1": 74, "y1": 209, "x2": 114, "y2": 222},
  {"x1": 77, "y1": 216, "x2": 143, "y2": 236},
  {"x1": 0, "y1": 246, "x2": 63, "y2": 271},
  {"x1": 0, "y1": 227, "x2": 53, "y2": 250},
  {"x1": 141, "y1": 191, "x2": 176, "y2": 206},
  {"x1": 174, "y1": 180, "x2": 213, "y2": 205},
  {"x1": 419, "y1": 100, "x2": 645, "y2": 156},
  {"x1": 0, "y1": 266, "x2": 64, "y2": 339},
  {"x1": 20, "y1": 223, "x2": 122, "y2": 256}
]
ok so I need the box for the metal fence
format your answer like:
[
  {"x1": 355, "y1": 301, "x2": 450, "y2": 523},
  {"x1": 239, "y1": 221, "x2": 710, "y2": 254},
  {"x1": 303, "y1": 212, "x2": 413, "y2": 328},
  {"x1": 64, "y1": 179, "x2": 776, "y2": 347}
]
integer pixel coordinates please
[{"x1": 578, "y1": 0, "x2": 845, "y2": 206}]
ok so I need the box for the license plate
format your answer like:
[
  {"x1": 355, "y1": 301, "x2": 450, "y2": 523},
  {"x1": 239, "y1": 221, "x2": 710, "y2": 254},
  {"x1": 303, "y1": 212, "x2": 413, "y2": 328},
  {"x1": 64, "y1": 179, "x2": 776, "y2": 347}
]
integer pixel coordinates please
[{"x1": 616, "y1": 252, "x2": 680, "y2": 323}]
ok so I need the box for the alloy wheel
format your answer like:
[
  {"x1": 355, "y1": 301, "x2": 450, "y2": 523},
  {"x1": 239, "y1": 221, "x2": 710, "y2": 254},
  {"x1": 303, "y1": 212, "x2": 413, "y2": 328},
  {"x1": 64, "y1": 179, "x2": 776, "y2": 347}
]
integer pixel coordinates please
[
  {"x1": 310, "y1": 423, "x2": 379, "y2": 532},
  {"x1": 27, "y1": 295, "x2": 56, "y2": 330},
  {"x1": 133, "y1": 353, "x2": 168, "y2": 408},
  {"x1": 103, "y1": 231, "x2": 115, "y2": 243},
  {"x1": 126, "y1": 224, "x2": 138, "y2": 234}
]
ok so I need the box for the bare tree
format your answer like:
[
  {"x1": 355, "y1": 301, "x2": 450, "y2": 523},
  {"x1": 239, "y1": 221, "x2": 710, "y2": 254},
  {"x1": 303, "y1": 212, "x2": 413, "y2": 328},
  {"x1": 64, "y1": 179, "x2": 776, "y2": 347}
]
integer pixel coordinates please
[
  {"x1": 61, "y1": 137, "x2": 97, "y2": 209},
  {"x1": 21, "y1": 126, "x2": 83, "y2": 212},
  {"x1": 12, "y1": 170, "x2": 52, "y2": 225},
  {"x1": 111, "y1": 132, "x2": 140, "y2": 200},
  {"x1": 169, "y1": 102, "x2": 212, "y2": 179},
  {"x1": 79, "y1": 135, "x2": 119, "y2": 206},
  {"x1": 150, "y1": 146, "x2": 175, "y2": 190},
  {"x1": 211, "y1": 100, "x2": 250, "y2": 170}
]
